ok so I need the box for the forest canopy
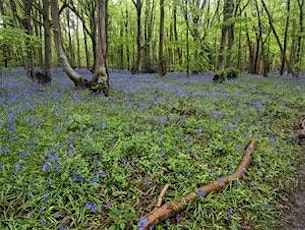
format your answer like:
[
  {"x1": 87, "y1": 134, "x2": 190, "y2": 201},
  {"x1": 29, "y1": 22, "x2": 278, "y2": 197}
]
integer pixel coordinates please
[{"x1": 0, "y1": 0, "x2": 304, "y2": 77}]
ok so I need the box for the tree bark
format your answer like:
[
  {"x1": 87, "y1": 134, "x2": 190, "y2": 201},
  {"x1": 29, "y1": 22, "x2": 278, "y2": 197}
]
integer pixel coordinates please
[
  {"x1": 158, "y1": 0, "x2": 166, "y2": 76},
  {"x1": 261, "y1": 0, "x2": 295, "y2": 76},
  {"x1": 131, "y1": 0, "x2": 143, "y2": 73},
  {"x1": 280, "y1": 0, "x2": 290, "y2": 75},
  {"x1": 92, "y1": 0, "x2": 109, "y2": 96},
  {"x1": 51, "y1": 0, "x2": 86, "y2": 87},
  {"x1": 42, "y1": 0, "x2": 52, "y2": 79}
]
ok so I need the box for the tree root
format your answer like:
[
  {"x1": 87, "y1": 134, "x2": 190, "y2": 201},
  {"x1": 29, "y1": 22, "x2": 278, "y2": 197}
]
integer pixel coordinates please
[{"x1": 139, "y1": 140, "x2": 257, "y2": 230}]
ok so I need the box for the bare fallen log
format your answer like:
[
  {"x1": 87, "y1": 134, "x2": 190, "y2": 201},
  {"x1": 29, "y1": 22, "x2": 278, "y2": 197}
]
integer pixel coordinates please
[{"x1": 138, "y1": 140, "x2": 257, "y2": 230}]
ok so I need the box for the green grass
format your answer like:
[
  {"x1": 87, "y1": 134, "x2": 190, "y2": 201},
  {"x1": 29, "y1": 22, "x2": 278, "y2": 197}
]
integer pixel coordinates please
[{"x1": 0, "y1": 72, "x2": 304, "y2": 229}]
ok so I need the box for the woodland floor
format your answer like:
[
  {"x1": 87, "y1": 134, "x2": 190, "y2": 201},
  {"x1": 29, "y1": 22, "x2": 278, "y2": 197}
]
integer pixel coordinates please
[
  {"x1": 282, "y1": 147, "x2": 305, "y2": 230},
  {"x1": 0, "y1": 68, "x2": 304, "y2": 230}
]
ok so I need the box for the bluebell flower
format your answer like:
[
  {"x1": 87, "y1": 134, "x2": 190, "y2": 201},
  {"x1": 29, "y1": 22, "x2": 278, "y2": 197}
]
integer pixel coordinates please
[
  {"x1": 46, "y1": 178, "x2": 52, "y2": 185},
  {"x1": 97, "y1": 171, "x2": 108, "y2": 177},
  {"x1": 27, "y1": 191, "x2": 34, "y2": 198},
  {"x1": 86, "y1": 201, "x2": 97, "y2": 213},
  {"x1": 53, "y1": 152, "x2": 59, "y2": 161},
  {"x1": 119, "y1": 157, "x2": 127, "y2": 165},
  {"x1": 105, "y1": 200, "x2": 111, "y2": 209},
  {"x1": 138, "y1": 216, "x2": 148, "y2": 230},
  {"x1": 43, "y1": 162, "x2": 51, "y2": 172},
  {"x1": 58, "y1": 225, "x2": 67, "y2": 230},
  {"x1": 261, "y1": 202, "x2": 270, "y2": 210},
  {"x1": 144, "y1": 178, "x2": 151, "y2": 186},
  {"x1": 0, "y1": 146, "x2": 8, "y2": 153},
  {"x1": 20, "y1": 152, "x2": 29, "y2": 158},
  {"x1": 130, "y1": 161, "x2": 136, "y2": 168},
  {"x1": 197, "y1": 189, "x2": 207, "y2": 197},
  {"x1": 14, "y1": 162, "x2": 22, "y2": 172},
  {"x1": 91, "y1": 177, "x2": 98, "y2": 184},
  {"x1": 39, "y1": 207, "x2": 46, "y2": 214},
  {"x1": 55, "y1": 164, "x2": 61, "y2": 173},
  {"x1": 227, "y1": 208, "x2": 234, "y2": 218},
  {"x1": 8, "y1": 123, "x2": 16, "y2": 133},
  {"x1": 7, "y1": 111, "x2": 16, "y2": 122},
  {"x1": 74, "y1": 175, "x2": 85, "y2": 183},
  {"x1": 46, "y1": 150, "x2": 52, "y2": 159}
]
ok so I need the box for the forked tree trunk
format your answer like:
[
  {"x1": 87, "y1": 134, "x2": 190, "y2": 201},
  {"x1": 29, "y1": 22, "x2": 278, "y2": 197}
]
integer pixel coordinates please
[{"x1": 51, "y1": 0, "x2": 87, "y2": 87}]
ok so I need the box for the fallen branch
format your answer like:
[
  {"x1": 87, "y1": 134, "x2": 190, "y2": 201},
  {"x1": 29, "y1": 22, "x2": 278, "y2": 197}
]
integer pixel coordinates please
[
  {"x1": 153, "y1": 184, "x2": 170, "y2": 212},
  {"x1": 138, "y1": 140, "x2": 257, "y2": 230}
]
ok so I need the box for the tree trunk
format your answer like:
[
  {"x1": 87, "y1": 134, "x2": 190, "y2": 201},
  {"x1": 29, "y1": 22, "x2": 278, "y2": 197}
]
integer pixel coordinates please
[
  {"x1": 23, "y1": 0, "x2": 34, "y2": 77},
  {"x1": 132, "y1": 0, "x2": 143, "y2": 73},
  {"x1": 76, "y1": 17, "x2": 81, "y2": 68},
  {"x1": 218, "y1": 0, "x2": 234, "y2": 70},
  {"x1": 92, "y1": 0, "x2": 109, "y2": 96},
  {"x1": 295, "y1": 0, "x2": 304, "y2": 77},
  {"x1": 261, "y1": 0, "x2": 295, "y2": 76},
  {"x1": 158, "y1": 0, "x2": 166, "y2": 76},
  {"x1": 42, "y1": 0, "x2": 52, "y2": 79},
  {"x1": 51, "y1": 0, "x2": 86, "y2": 87},
  {"x1": 280, "y1": 0, "x2": 290, "y2": 75}
]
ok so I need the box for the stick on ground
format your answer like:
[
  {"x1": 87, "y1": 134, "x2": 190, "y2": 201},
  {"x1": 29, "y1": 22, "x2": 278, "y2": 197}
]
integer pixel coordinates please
[
  {"x1": 138, "y1": 140, "x2": 257, "y2": 230},
  {"x1": 153, "y1": 184, "x2": 170, "y2": 211}
]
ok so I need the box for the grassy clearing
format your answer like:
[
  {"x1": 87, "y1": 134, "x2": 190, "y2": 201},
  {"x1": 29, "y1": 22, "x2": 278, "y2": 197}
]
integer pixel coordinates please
[{"x1": 0, "y1": 69, "x2": 304, "y2": 229}]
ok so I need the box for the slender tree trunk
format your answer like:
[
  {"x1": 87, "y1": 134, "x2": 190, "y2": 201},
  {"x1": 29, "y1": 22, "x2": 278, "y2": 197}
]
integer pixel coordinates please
[
  {"x1": 295, "y1": 0, "x2": 304, "y2": 77},
  {"x1": 218, "y1": 0, "x2": 234, "y2": 70},
  {"x1": 42, "y1": 0, "x2": 52, "y2": 79},
  {"x1": 132, "y1": 0, "x2": 143, "y2": 73},
  {"x1": 185, "y1": 0, "x2": 190, "y2": 77},
  {"x1": 82, "y1": 16, "x2": 90, "y2": 70},
  {"x1": 280, "y1": 0, "x2": 290, "y2": 75},
  {"x1": 23, "y1": 0, "x2": 34, "y2": 77},
  {"x1": 76, "y1": 17, "x2": 81, "y2": 68},
  {"x1": 158, "y1": 0, "x2": 166, "y2": 76},
  {"x1": 261, "y1": 0, "x2": 295, "y2": 76},
  {"x1": 66, "y1": 9, "x2": 75, "y2": 68}
]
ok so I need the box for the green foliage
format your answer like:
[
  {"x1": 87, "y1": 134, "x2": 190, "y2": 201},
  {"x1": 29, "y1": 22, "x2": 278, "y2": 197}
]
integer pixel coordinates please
[
  {"x1": 0, "y1": 27, "x2": 27, "y2": 65},
  {"x1": 214, "y1": 67, "x2": 239, "y2": 83}
]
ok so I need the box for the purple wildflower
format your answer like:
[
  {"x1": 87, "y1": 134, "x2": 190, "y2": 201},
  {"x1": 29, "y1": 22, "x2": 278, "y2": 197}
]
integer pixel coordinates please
[
  {"x1": 27, "y1": 191, "x2": 34, "y2": 198},
  {"x1": 105, "y1": 200, "x2": 111, "y2": 209},
  {"x1": 91, "y1": 177, "x2": 98, "y2": 184},
  {"x1": 46, "y1": 178, "x2": 52, "y2": 185},
  {"x1": 197, "y1": 189, "x2": 207, "y2": 197},
  {"x1": 14, "y1": 162, "x2": 22, "y2": 172},
  {"x1": 20, "y1": 152, "x2": 29, "y2": 158},
  {"x1": 74, "y1": 175, "x2": 85, "y2": 183},
  {"x1": 58, "y1": 225, "x2": 67, "y2": 230},
  {"x1": 54, "y1": 164, "x2": 61, "y2": 173},
  {"x1": 43, "y1": 162, "x2": 51, "y2": 172},
  {"x1": 0, "y1": 146, "x2": 8, "y2": 153},
  {"x1": 39, "y1": 207, "x2": 46, "y2": 214},
  {"x1": 86, "y1": 201, "x2": 97, "y2": 213},
  {"x1": 227, "y1": 208, "x2": 234, "y2": 218},
  {"x1": 138, "y1": 217, "x2": 148, "y2": 230}
]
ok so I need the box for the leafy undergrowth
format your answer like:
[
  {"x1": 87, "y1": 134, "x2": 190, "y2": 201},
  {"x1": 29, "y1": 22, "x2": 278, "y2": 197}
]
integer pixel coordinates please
[{"x1": 0, "y1": 68, "x2": 304, "y2": 230}]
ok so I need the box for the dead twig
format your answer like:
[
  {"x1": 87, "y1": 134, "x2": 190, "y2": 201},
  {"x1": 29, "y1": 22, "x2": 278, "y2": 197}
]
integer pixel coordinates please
[
  {"x1": 153, "y1": 184, "x2": 170, "y2": 212},
  {"x1": 139, "y1": 140, "x2": 257, "y2": 230}
]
